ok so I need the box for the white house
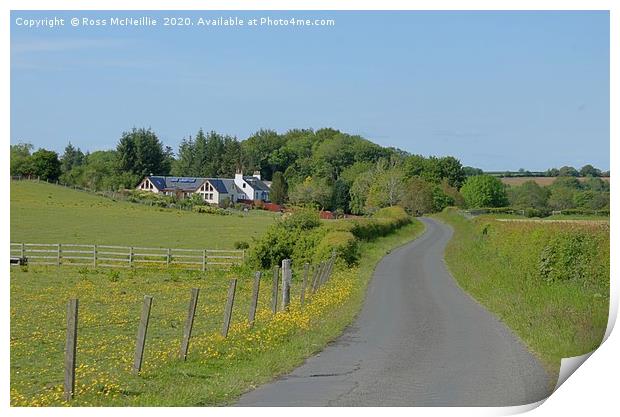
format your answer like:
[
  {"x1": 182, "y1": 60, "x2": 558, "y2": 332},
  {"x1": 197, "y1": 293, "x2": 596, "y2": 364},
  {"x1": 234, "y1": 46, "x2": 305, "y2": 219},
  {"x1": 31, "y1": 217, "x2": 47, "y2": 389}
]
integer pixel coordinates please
[
  {"x1": 234, "y1": 171, "x2": 271, "y2": 201},
  {"x1": 136, "y1": 173, "x2": 270, "y2": 204}
]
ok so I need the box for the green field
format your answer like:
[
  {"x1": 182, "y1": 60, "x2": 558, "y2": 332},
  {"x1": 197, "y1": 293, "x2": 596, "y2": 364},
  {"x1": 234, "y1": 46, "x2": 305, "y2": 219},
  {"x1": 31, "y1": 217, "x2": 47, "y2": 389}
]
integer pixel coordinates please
[
  {"x1": 10, "y1": 180, "x2": 425, "y2": 406},
  {"x1": 10, "y1": 180, "x2": 277, "y2": 249},
  {"x1": 435, "y1": 209, "x2": 609, "y2": 380}
]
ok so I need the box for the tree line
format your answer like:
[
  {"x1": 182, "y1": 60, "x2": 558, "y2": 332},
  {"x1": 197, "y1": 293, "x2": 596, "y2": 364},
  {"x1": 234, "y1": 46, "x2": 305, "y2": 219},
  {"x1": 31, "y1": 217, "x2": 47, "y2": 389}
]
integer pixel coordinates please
[{"x1": 10, "y1": 126, "x2": 609, "y2": 215}]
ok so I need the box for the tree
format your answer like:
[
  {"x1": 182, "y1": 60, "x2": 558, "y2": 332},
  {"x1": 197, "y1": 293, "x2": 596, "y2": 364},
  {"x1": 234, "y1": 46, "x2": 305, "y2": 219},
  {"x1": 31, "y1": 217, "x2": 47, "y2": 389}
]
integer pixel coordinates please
[
  {"x1": 116, "y1": 127, "x2": 169, "y2": 177},
  {"x1": 579, "y1": 164, "x2": 601, "y2": 177},
  {"x1": 289, "y1": 176, "x2": 332, "y2": 210},
  {"x1": 460, "y1": 175, "x2": 508, "y2": 208},
  {"x1": 558, "y1": 166, "x2": 579, "y2": 177},
  {"x1": 463, "y1": 166, "x2": 484, "y2": 177},
  {"x1": 270, "y1": 171, "x2": 288, "y2": 205},
  {"x1": 545, "y1": 168, "x2": 560, "y2": 177},
  {"x1": 401, "y1": 177, "x2": 434, "y2": 215},
  {"x1": 10, "y1": 143, "x2": 34, "y2": 177},
  {"x1": 60, "y1": 142, "x2": 84, "y2": 174},
  {"x1": 507, "y1": 180, "x2": 550, "y2": 209},
  {"x1": 366, "y1": 162, "x2": 406, "y2": 210},
  {"x1": 172, "y1": 135, "x2": 195, "y2": 176},
  {"x1": 349, "y1": 172, "x2": 374, "y2": 215},
  {"x1": 548, "y1": 187, "x2": 576, "y2": 210},
  {"x1": 30, "y1": 149, "x2": 62, "y2": 181},
  {"x1": 551, "y1": 176, "x2": 582, "y2": 190},
  {"x1": 331, "y1": 179, "x2": 350, "y2": 212}
]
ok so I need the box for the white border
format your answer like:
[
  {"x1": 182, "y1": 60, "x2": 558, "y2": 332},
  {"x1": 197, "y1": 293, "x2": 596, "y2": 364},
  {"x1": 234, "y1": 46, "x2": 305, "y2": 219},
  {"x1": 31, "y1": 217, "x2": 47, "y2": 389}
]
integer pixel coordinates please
[{"x1": 2, "y1": 1, "x2": 616, "y2": 417}]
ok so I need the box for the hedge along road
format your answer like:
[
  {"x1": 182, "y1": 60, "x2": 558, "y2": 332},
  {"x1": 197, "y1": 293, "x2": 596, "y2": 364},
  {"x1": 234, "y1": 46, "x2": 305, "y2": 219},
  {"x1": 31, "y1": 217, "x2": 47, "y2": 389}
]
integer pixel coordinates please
[{"x1": 237, "y1": 218, "x2": 551, "y2": 406}]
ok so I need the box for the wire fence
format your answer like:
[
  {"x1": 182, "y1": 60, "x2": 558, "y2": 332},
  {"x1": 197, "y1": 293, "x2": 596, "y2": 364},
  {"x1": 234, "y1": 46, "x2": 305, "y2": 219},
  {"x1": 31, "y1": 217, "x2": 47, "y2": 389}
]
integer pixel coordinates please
[{"x1": 10, "y1": 253, "x2": 338, "y2": 404}]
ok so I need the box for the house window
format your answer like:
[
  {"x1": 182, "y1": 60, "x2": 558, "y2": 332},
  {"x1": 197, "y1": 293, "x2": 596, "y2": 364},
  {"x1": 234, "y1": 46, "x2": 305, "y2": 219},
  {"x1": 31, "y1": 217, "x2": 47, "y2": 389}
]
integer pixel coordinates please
[{"x1": 242, "y1": 183, "x2": 246, "y2": 188}]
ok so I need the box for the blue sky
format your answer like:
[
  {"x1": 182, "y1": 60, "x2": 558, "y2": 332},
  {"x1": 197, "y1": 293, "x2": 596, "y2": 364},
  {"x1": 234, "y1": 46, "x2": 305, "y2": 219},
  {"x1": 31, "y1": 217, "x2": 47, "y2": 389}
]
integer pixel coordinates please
[{"x1": 10, "y1": 11, "x2": 609, "y2": 171}]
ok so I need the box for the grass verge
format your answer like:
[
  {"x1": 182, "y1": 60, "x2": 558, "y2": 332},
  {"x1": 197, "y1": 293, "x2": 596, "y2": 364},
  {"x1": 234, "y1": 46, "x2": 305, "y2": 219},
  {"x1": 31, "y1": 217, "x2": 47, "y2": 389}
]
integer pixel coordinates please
[{"x1": 433, "y1": 209, "x2": 609, "y2": 381}]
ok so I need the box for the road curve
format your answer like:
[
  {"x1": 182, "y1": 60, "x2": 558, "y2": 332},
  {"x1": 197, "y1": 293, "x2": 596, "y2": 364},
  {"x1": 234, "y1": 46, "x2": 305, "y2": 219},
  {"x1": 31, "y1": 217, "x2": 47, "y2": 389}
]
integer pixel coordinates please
[{"x1": 237, "y1": 218, "x2": 550, "y2": 406}]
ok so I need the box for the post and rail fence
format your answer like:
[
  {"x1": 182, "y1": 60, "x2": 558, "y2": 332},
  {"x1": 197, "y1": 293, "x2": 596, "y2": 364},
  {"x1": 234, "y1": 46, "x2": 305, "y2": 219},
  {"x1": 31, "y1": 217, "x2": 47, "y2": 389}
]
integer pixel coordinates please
[{"x1": 10, "y1": 242, "x2": 244, "y2": 271}]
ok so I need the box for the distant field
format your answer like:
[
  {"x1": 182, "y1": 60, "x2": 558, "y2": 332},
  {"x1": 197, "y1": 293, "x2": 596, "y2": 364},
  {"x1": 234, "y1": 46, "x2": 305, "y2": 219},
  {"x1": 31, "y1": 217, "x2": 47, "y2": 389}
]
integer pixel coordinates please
[
  {"x1": 10, "y1": 181, "x2": 277, "y2": 249},
  {"x1": 499, "y1": 176, "x2": 610, "y2": 186}
]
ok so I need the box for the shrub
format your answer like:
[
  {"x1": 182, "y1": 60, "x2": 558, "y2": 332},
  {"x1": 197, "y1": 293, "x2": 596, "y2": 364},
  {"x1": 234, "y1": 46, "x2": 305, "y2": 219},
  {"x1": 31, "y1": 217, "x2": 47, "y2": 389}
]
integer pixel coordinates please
[
  {"x1": 234, "y1": 241, "x2": 250, "y2": 250},
  {"x1": 192, "y1": 205, "x2": 230, "y2": 215},
  {"x1": 524, "y1": 207, "x2": 551, "y2": 218},
  {"x1": 314, "y1": 231, "x2": 359, "y2": 266},
  {"x1": 539, "y1": 232, "x2": 600, "y2": 283},
  {"x1": 281, "y1": 208, "x2": 321, "y2": 230}
]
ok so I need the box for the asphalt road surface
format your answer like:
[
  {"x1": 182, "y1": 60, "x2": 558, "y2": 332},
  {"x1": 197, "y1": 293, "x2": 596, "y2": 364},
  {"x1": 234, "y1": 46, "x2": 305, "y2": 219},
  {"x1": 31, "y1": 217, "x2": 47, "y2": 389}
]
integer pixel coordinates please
[{"x1": 237, "y1": 218, "x2": 551, "y2": 406}]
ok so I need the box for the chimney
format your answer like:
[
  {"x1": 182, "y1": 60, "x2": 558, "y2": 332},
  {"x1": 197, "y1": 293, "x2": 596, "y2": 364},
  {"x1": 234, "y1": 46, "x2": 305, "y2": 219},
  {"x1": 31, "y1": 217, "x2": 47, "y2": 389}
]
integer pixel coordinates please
[
  {"x1": 252, "y1": 171, "x2": 261, "y2": 180},
  {"x1": 235, "y1": 169, "x2": 243, "y2": 181}
]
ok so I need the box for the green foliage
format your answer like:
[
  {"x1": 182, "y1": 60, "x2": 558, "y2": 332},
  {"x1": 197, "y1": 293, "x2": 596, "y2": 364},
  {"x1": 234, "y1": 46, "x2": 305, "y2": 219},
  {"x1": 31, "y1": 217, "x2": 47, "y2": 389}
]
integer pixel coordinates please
[
  {"x1": 436, "y1": 209, "x2": 609, "y2": 376},
  {"x1": 539, "y1": 232, "x2": 601, "y2": 283},
  {"x1": 401, "y1": 176, "x2": 434, "y2": 215},
  {"x1": 579, "y1": 164, "x2": 601, "y2": 177},
  {"x1": 29, "y1": 149, "x2": 62, "y2": 181},
  {"x1": 192, "y1": 206, "x2": 231, "y2": 216},
  {"x1": 507, "y1": 180, "x2": 550, "y2": 209},
  {"x1": 558, "y1": 166, "x2": 579, "y2": 177},
  {"x1": 233, "y1": 241, "x2": 250, "y2": 250},
  {"x1": 288, "y1": 176, "x2": 332, "y2": 209},
  {"x1": 250, "y1": 209, "x2": 323, "y2": 268},
  {"x1": 281, "y1": 208, "x2": 321, "y2": 230},
  {"x1": 116, "y1": 127, "x2": 171, "y2": 177},
  {"x1": 524, "y1": 207, "x2": 552, "y2": 218},
  {"x1": 314, "y1": 231, "x2": 359, "y2": 265},
  {"x1": 270, "y1": 171, "x2": 287, "y2": 205},
  {"x1": 349, "y1": 207, "x2": 410, "y2": 240},
  {"x1": 173, "y1": 129, "x2": 242, "y2": 177},
  {"x1": 60, "y1": 142, "x2": 85, "y2": 174},
  {"x1": 250, "y1": 206, "x2": 410, "y2": 268},
  {"x1": 403, "y1": 155, "x2": 465, "y2": 188},
  {"x1": 460, "y1": 175, "x2": 508, "y2": 208}
]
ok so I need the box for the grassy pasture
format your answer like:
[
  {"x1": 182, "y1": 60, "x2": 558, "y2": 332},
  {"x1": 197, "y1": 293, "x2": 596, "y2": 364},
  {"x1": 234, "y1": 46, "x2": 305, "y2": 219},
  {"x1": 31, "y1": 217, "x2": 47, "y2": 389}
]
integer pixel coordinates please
[
  {"x1": 435, "y1": 209, "x2": 609, "y2": 380},
  {"x1": 10, "y1": 222, "x2": 425, "y2": 406},
  {"x1": 10, "y1": 180, "x2": 426, "y2": 406},
  {"x1": 10, "y1": 180, "x2": 277, "y2": 249}
]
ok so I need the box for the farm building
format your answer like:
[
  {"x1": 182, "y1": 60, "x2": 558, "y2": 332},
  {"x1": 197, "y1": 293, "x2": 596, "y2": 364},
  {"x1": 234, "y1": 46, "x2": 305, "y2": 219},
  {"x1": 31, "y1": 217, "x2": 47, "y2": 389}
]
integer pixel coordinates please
[{"x1": 136, "y1": 171, "x2": 271, "y2": 204}]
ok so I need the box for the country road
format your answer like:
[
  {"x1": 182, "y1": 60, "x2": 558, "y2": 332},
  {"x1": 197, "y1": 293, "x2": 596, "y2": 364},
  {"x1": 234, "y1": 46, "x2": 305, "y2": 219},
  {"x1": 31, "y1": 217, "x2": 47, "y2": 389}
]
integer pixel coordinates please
[{"x1": 237, "y1": 218, "x2": 551, "y2": 406}]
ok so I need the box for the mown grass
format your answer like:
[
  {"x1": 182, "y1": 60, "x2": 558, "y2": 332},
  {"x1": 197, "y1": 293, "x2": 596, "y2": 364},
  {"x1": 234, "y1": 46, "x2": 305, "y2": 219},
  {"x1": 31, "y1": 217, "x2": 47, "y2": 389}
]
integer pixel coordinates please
[
  {"x1": 10, "y1": 221, "x2": 424, "y2": 406},
  {"x1": 10, "y1": 180, "x2": 277, "y2": 249},
  {"x1": 434, "y1": 209, "x2": 609, "y2": 380}
]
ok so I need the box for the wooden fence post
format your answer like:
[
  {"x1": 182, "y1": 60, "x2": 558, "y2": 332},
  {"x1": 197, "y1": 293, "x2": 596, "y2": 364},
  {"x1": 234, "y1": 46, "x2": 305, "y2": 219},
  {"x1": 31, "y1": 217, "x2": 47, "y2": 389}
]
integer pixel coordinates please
[
  {"x1": 271, "y1": 266, "x2": 280, "y2": 314},
  {"x1": 221, "y1": 279, "x2": 237, "y2": 337},
  {"x1": 281, "y1": 259, "x2": 292, "y2": 310},
  {"x1": 133, "y1": 295, "x2": 153, "y2": 374},
  {"x1": 300, "y1": 263, "x2": 310, "y2": 307},
  {"x1": 64, "y1": 298, "x2": 78, "y2": 401},
  {"x1": 93, "y1": 244, "x2": 97, "y2": 268},
  {"x1": 202, "y1": 249, "x2": 207, "y2": 272},
  {"x1": 57, "y1": 243, "x2": 62, "y2": 267},
  {"x1": 167, "y1": 248, "x2": 171, "y2": 267},
  {"x1": 312, "y1": 262, "x2": 324, "y2": 293},
  {"x1": 180, "y1": 288, "x2": 200, "y2": 360},
  {"x1": 129, "y1": 247, "x2": 134, "y2": 268},
  {"x1": 248, "y1": 272, "x2": 261, "y2": 328},
  {"x1": 20, "y1": 243, "x2": 25, "y2": 259}
]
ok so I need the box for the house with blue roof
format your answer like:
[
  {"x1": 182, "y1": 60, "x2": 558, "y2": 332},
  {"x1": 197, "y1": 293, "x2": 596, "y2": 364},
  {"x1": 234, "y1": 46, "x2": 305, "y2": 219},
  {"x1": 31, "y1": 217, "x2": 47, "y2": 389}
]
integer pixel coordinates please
[{"x1": 136, "y1": 171, "x2": 270, "y2": 205}]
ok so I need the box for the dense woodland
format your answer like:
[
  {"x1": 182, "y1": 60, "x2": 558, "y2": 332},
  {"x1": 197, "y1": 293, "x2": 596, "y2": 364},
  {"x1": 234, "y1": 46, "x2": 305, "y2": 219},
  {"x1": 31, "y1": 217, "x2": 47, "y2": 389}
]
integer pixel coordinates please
[{"x1": 10, "y1": 127, "x2": 610, "y2": 215}]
